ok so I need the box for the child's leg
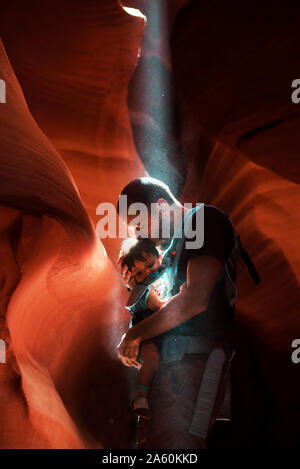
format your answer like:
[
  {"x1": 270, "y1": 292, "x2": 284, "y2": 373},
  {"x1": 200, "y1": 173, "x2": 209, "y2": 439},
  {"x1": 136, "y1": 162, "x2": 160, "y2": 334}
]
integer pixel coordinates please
[
  {"x1": 136, "y1": 339, "x2": 160, "y2": 393},
  {"x1": 132, "y1": 339, "x2": 160, "y2": 419}
]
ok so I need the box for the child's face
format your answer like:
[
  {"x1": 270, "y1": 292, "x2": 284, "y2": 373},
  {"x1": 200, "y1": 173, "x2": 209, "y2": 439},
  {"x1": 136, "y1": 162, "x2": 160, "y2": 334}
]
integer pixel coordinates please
[{"x1": 131, "y1": 252, "x2": 162, "y2": 283}]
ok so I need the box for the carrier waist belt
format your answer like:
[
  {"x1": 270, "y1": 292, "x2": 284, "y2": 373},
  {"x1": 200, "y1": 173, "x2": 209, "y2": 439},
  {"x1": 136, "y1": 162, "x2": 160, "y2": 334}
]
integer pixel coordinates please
[
  {"x1": 160, "y1": 335, "x2": 217, "y2": 363},
  {"x1": 189, "y1": 347, "x2": 227, "y2": 440}
]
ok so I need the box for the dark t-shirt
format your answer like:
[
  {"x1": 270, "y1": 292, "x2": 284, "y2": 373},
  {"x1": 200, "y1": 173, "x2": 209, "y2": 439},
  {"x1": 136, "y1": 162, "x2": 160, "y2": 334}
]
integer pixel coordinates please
[{"x1": 162, "y1": 204, "x2": 236, "y2": 342}]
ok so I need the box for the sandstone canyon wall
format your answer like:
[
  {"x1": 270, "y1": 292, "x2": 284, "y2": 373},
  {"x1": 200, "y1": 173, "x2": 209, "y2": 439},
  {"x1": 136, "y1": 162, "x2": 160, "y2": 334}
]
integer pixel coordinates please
[{"x1": 0, "y1": 1, "x2": 146, "y2": 448}]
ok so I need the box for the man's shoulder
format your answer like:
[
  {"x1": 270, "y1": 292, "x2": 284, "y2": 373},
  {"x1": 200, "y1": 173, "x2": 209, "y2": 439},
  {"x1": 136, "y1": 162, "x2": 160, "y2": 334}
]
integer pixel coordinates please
[
  {"x1": 184, "y1": 203, "x2": 235, "y2": 259},
  {"x1": 204, "y1": 203, "x2": 228, "y2": 220},
  {"x1": 189, "y1": 203, "x2": 228, "y2": 233},
  {"x1": 189, "y1": 203, "x2": 227, "y2": 220}
]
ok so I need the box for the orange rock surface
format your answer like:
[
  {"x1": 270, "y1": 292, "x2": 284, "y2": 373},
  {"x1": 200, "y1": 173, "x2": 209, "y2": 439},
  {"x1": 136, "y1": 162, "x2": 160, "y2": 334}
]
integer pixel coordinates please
[{"x1": 0, "y1": 2, "x2": 146, "y2": 448}]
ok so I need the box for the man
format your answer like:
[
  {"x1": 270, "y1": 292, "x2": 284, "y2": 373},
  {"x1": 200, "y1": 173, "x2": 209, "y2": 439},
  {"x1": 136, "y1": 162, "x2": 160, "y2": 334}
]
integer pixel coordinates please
[{"x1": 116, "y1": 177, "x2": 235, "y2": 449}]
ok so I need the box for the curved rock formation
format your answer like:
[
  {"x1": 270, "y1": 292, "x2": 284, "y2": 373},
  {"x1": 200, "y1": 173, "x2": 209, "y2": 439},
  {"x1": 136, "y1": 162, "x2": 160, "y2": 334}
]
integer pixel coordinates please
[
  {"x1": 0, "y1": 1, "x2": 146, "y2": 448},
  {"x1": 171, "y1": 1, "x2": 300, "y2": 185},
  {"x1": 0, "y1": 0, "x2": 146, "y2": 262}
]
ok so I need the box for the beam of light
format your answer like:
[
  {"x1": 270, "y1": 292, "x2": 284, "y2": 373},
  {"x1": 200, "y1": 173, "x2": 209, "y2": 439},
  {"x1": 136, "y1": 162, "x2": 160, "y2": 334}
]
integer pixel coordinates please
[
  {"x1": 125, "y1": 1, "x2": 185, "y2": 197},
  {"x1": 0, "y1": 339, "x2": 6, "y2": 363},
  {"x1": 0, "y1": 79, "x2": 6, "y2": 103},
  {"x1": 122, "y1": 6, "x2": 146, "y2": 20}
]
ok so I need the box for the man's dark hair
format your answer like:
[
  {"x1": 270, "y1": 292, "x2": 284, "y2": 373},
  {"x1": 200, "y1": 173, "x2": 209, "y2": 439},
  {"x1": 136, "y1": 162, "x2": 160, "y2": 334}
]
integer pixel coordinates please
[
  {"x1": 121, "y1": 238, "x2": 159, "y2": 271},
  {"x1": 116, "y1": 177, "x2": 177, "y2": 215}
]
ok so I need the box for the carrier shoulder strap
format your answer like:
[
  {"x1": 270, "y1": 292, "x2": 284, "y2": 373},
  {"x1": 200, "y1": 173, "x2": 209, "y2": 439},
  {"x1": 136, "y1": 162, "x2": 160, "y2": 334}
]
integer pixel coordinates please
[{"x1": 164, "y1": 204, "x2": 204, "y2": 292}]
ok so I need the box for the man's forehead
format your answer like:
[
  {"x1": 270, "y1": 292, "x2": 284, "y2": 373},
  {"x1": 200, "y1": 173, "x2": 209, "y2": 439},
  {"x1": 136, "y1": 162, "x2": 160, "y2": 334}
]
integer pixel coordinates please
[{"x1": 126, "y1": 214, "x2": 137, "y2": 224}]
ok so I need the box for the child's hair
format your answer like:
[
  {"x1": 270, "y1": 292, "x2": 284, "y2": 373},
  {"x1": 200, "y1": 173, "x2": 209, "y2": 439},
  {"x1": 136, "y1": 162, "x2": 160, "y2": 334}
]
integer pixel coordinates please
[{"x1": 121, "y1": 238, "x2": 159, "y2": 271}]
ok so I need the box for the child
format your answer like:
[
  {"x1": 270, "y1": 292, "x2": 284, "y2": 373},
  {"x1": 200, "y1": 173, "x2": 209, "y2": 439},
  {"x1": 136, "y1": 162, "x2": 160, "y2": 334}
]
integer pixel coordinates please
[{"x1": 120, "y1": 238, "x2": 171, "y2": 420}]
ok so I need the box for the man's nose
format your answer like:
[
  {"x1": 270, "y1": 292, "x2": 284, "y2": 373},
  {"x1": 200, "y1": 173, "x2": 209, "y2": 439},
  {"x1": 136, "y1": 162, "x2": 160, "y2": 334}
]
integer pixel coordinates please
[
  {"x1": 136, "y1": 229, "x2": 148, "y2": 239},
  {"x1": 135, "y1": 224, "x2": 142, "y2": 238}
]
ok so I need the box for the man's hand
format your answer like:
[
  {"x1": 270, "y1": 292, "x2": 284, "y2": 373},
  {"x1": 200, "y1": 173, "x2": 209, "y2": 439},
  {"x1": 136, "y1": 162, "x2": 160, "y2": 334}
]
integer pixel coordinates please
[
  {"x1": 116, "y1": 331, "x2": 142, "y2": 369},
  {"x1": 117, "y1": 254, "x2": 136, "y2": 290}
]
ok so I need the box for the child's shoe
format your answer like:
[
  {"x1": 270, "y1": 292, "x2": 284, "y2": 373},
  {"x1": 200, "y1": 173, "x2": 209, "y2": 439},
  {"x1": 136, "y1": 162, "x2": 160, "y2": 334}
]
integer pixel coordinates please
[{"x1": 131, "y1": 395, "x2": 152, "y2": 420}]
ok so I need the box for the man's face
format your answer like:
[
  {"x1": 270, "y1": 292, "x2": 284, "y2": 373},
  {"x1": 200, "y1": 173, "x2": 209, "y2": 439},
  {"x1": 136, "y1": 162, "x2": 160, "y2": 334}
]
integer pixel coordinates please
[{"x1": 126, "y1": 204, "x2": 173, "y2": 250}]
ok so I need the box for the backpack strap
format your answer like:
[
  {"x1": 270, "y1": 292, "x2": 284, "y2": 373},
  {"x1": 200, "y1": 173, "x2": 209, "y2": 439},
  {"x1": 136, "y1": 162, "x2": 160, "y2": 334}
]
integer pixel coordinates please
[
  {"x1": 206, "y1": 205, "x2": 260, "y2": 281},
  {"x1": 163, "y1": 204, "x2": 204, "y2": 293},
  {"x1": 239, "y1": 246, "x2": 261, "y2": 285}
]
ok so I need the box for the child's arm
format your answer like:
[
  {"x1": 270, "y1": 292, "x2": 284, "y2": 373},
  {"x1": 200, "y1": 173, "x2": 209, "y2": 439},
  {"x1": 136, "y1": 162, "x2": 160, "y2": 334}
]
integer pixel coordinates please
[
  {"x1": 147, "y1": 286, "x2": 170, "y2": 312},
  {"x1": 147, "y1": 282, "x2": 187, "y2": 311}
]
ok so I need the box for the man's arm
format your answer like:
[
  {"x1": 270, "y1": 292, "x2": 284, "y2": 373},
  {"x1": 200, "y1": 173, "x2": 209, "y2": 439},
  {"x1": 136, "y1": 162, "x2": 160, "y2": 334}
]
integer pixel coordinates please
[
  {"x1": 117, "y1": 255, "x2": 222, "y2": 367},
  {"x1": 129, "y1": 255, "x2": 222, "y2": 341}
]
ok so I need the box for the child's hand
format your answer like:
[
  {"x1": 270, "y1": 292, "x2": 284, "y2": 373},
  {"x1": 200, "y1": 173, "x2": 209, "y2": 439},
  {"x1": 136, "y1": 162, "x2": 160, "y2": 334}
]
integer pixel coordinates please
[{"x1": 117, "y1": 253, "x2": 135, "y2": 290}]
